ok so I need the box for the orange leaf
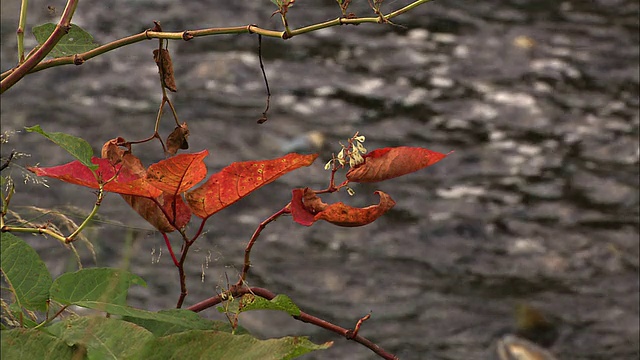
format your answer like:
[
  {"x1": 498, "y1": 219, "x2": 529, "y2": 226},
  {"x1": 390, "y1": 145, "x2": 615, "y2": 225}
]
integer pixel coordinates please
[
  {"x1": 291, "y1": 188, "x2": 396, "y2": 227},
  {"x1": 346, "y1": 146, "x2": 449, "y2": 183},
  {"x1": 146, "y1": 150, "x2": 208, "y2": 194},
  {"x1": 186, "y1": 153, "x2": 318, "y2": 219}
]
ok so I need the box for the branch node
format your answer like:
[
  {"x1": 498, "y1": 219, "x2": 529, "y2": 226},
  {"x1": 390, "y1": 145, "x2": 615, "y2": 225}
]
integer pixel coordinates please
[
  {"x1": 182, "y1": 31, "x2": 194, "y2": 41},
  {"x1": 247, "y1": 24, "x2": 258, "y2": 34},
  {"x1": 72, "y1": 54, "x2": 84, "y2": 65}
]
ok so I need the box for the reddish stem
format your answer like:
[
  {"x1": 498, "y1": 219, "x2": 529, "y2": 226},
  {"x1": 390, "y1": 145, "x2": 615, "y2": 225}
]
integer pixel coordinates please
[
  {"x1": 235, "y1": 206, "x2": 289, "y2": 287},
  {"x1": 175, "y1": 239, "x2": 194, "y2": 308},
  {"x1": 161, "y1": 232, "x2": 179, "y2": 267},
  {"x1": 190, "y1": 218, "x2": 208, "y2": 244}
]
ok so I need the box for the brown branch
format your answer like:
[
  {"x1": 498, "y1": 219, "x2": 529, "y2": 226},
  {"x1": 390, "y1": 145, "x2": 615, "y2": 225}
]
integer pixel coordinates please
[
  {"x1": 188, "y1": 286, "x2": 398, "y2": 360},
  {"x1": 1, "y1": 0, "x2": 434, "y2": 84},
  {"x1": 1, "y1": 0, "x2": 78, "y2": 93}
]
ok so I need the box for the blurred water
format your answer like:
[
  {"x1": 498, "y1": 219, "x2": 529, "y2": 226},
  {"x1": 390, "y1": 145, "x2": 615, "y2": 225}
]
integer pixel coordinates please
[{"x1": 1, "y1": 1, "x2": 638, "y2": 359}]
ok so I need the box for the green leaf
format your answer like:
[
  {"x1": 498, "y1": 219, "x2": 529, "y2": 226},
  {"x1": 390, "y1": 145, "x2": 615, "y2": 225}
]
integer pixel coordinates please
[
  {"x1": 46, "y1": 316, "x2": 154, "y2": 360},
  {"x1": 50, "y1": 268, "x2": 146, "y2": 306},
  {"x1": 1, "y1": 328, "x2": 77, "y2": 359},
  {"x1": 124, "y1": 308, "x2": 249, "y2": 337},
  {"x1": 32, "y1": 23, "x2": 99, "y2": 58},
  {"x1": 219, "y1": 294, "x2": 301, "y2": 316},
  {"x1": 25, "y1": 125, "x2": 97, "y2": 171},
  {"x1": 69, "y1": 301, "x2": 223, "y2": 330},
  {"x1": 1, "y1": 233, "x2": 52, "y2": 311},
  {"x1": 138, "y1": 330, "x2": 331, "y2": 360}
]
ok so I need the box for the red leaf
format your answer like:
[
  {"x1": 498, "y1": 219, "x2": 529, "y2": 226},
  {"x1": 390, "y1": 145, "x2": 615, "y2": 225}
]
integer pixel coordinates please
[
  {"x1": 186, "y1": 153, "x2": 318, "y2": 219},
  {"x1": 290, "y1": 188, "x2": 321, "y2": 226},
  {"x1": 28, "y1": 158, "x2": 162, "y2": 198},
  {"x1": 146, "y1": 150, "x2": 208, "y2": 194},
  {"x1": 123, "y1": 192, "x2": 191, "y2": 232},
  {"x1": 290, "y1": 188, "x2": 396, "y2": 227},
  {"x1": 346, "y1": 146, "x2": 449, "y2": 183}
]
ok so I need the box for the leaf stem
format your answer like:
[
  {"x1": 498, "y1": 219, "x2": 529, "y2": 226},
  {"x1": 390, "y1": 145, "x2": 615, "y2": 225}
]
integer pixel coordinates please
[
  {"x1": 65, "y1": 186, "x2": 104, "y2": 243},
  {"x1": 0, "y1": 225, "x2": 67, "y2": 243},
  {"x1": 1, "y1": 181, "x2": 16, "y2": 228},
  {"x1": 161, "y1": 232, "x2": 179, "y2": 267},
  {"x1": 17, "y1": 0, "x2": 29, "y2": 64},
  {"x1": 236, "y1": 206, "x2": 289, "y2": 286}
]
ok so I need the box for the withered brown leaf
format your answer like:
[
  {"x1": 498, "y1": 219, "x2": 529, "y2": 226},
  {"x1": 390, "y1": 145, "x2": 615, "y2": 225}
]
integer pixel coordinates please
[
  {"x1": 166, "y1": 122, "x2": 189, "y2": 156},
  {"x1": 153, "y1": 48, "x2": 177, "y2": 92}
]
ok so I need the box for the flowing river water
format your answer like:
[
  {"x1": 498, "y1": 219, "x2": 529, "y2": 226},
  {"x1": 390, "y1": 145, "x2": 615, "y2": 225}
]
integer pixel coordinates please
[{"x1": 1, "y1": 1, "x2": 638, "y2": 359}]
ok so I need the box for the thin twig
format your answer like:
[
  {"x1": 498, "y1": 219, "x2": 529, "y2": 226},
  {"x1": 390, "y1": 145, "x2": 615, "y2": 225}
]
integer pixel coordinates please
[
  {"x1": 236, "y1": 206, "x2": 289, "y2": 286},
  {"x1": 256, "y1": 34, "x2": 271, "y2": 124},
  {"x1": 0, "y1": 151, "x2": 15, "y2": 172},
  {"x1": 1, "y1": 0, "x2": 435, "y2": 84}
]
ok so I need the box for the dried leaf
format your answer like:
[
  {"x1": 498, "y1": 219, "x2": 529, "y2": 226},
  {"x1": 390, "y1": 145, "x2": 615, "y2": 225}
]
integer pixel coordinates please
[
  {"x1": 186, "y1": 153, "x2": 318, "y2": 219},
  {"x1": 122, "y1": 193, "x2": 191, "y2": 232},
  {"x1": 291, "y1": 188, "x2": 395, "y2": 227},
  {"x1": 145, "y1": 150, "x2": 208, "y2": 194},
  {"x1": 153, "y1": 48, "x2": 177, "y2": 92},
  {"x1": 101, "y1": 137, "x2": 146, "y2": 177},
  {"x1": 346, "y1": 146, "x2": 449, "y2": 183},
  {"x1": 166, "y1": 123, "x2": 189, "y2": 155}
]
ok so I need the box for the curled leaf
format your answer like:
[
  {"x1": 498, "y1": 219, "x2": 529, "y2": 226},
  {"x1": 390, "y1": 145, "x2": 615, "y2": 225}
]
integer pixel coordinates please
[
  {"x1": 166, "y1": 123, "x2": 189, "y2": 155},
  {"x1": 153, "y1": 48, "x2": 177, "y2": 92},
  {"x1": 290, "y1": 188, "x2": 322, "y2": 226},
  {"x1": 291, "y1": 188, "x2": 395, "y2": 227},
  {"x1": 186, "y1": 153, "x2": 318, "y2": 219},
  {"x1": 346, "y1": 146, "x2": 449, "y2": 183}
]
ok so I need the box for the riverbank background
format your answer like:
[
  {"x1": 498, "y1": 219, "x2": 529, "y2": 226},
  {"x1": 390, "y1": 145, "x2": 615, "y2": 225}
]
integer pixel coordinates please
[{"x1": 1, "y1": 1, "x2": 638, "y2": 359}]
